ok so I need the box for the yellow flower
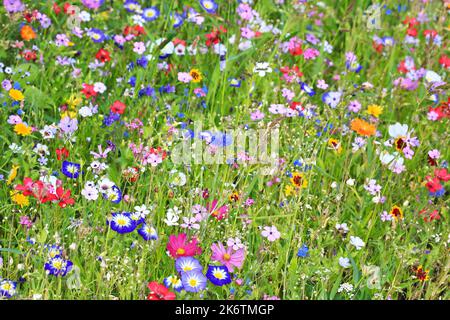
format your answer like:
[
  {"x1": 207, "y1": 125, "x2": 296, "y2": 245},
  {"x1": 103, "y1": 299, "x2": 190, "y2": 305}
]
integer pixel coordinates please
[
  {"x1": 61, "y1": 110, "x2": 78, "y2": 119},
  {"x1": 11, "y1": 192, "x2": 29, "y2": 207},
  {"x1": 14, "y1": 123, "x2": 32, "y2": 136},
  {"x1": 284, "y1": 185, "x2": 294, "y2": 196},
  {"x1": 328, "y1": 138, "x2": 342, "y2": 154},
  {"x1": 9, "y1": 89, "x2": 25, "y2": 101},
  {"x1": 367, "y1": 104, "x2": 383, "y2": 118},
  {"x1": 189, "y1": 69, "x2": 203, "y2": 83},
  {"x1": 229, "y1": 192, "x2": 239, "y2": 202},
  {"x1": 66, "y1": 95, "x2": 82, "y2": 108},
  {"x1": 290, "y1": 172, "x2": 308, "y2": 189},
  {"x1": 6, "y1": 165, "x2": 19, "y2": 185}
]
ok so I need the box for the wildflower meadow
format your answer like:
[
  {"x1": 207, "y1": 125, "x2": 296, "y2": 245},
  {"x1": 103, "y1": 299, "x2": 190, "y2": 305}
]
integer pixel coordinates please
[{"x1": 0, "y1": 0, "x2": 449, "y2": 301}]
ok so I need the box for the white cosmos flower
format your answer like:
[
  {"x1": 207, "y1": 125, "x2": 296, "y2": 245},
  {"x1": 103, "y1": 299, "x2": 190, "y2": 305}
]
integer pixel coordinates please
[{"x1": 388, "y1": 123, "x2": 408, "y2": 138}]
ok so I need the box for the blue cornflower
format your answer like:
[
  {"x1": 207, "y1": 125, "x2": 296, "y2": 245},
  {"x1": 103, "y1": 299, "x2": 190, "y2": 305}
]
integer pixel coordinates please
[{"x1": 297, "y1": 244, "x2": 309, "y2": 258}]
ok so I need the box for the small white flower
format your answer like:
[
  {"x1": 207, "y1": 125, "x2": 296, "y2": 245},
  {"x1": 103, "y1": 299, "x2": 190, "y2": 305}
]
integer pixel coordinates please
[
  {"x1": 164, "y1": 207, "x2": 181, "y2": 226},
  {"x1": 350, "y1": 236, "x2": 365, "y2": 250},
  {"x1": 253, "y1": 62, "x2": 272, "y2": 77},
  {"x1": 134, "y1": 204, "x2": 150, "y2": 218},
  {"x1": 346, "y1": 178, "x2": 355, "y2": 186},
  {"x1": 339, "y1": 257, "x2": 351, "y2": 268}
]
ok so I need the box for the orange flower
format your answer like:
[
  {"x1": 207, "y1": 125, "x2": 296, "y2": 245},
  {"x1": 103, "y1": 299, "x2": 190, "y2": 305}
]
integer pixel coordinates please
[
  {"x1": 350, "y1": 118, "x2": 376, "y2": 136},
  {"x1": 20, "y1": 25, "x2": 36, "y2": 41}
]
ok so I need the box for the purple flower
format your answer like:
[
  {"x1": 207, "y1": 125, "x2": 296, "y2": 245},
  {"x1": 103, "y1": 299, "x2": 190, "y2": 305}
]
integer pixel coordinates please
[
  {"x1": 2, "y1": 79, "x2": 12, "y2": 90},
  {"x1": 59, "y1": 117, "x2": 78, "y2": 134},
  {"x1": 82, "y1": 0, "x2": 104, "y2": 10},
  {"x1": 3, "y1": 0, "x2": 25, "y2": 13},
  {"x1": 250, "y1": 110, "x2": 265, "y2": 121},
  {"x1": 322, "y1": 91, "x2": 342, "y2": 108}
]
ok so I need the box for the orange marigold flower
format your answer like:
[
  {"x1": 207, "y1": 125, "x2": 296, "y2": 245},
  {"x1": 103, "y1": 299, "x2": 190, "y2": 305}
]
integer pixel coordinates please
[
  {"x1": 350, "y1": 118, "x2": 376, "y2": 136},
  {"x1": 14, "y1": 123, "x2": 32, "y2": 136},
  {"x1": 20, "y1": 25, "x2": 36, "y2": 41}
]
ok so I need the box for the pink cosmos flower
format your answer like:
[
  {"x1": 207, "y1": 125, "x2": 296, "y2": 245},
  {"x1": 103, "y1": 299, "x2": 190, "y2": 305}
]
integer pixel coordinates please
[
  {"x1": 211, "y1": 242, "x2": 245, "y2": 272},
  {"x1": 206, "y1": 199, "x2": 229, "y2": 220},
  {"x1": 167, "y1": 233, "x2": 202, "y2": 258},
  {"x1": 178, "y1": 72, "x2": 192, "y2": 83},
  {"x1": 261, "y1": 225, "x2": 281, "y2": 242}
]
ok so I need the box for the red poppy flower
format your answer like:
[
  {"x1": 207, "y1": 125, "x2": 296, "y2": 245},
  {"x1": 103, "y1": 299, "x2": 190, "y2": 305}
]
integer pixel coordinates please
[
  {"x1": 147, "y1": 282, "x2": 176, "y2": 300},
  {"x1": 439, "y1": 54, "x2": 450, "y2": 69},
  {"x1": 22, "y1": 50, "x2": 37, "y2": 61},
  {"x1": 425, "y1": 176, "x2": 443, "y2": 193},
  {"x1": 372, "y1": 41, "x2": 383, "y2": 53},
  {"x1": 403, "y1": 17, "x2": 419, "y2": 27},
  {"x1": 407, "y1": 27, "x2": 418, "y2": 37},
  {"x1": 289, "y1": 45, "x2": 303, "y2": 56},
  {"x1": 56, "y1": 147, "x2": 69, "y2": 161},
  {"x1": 110, "y1": 100, "x2": 126, "y2": 114},
  {"x1": 434, "y1": 168, "x2": 450, "y2": 182},
  {"x1": 53, "y1": 2, "x2": 61, "y2": 15},
  {"x1": 81, "y1": 83, "x2": 97, "y2": 99},
  {"x1": 95, "y1": 48, "x2": 111, "y2": 63},
  {"x1": 63, "y1": 3, "x2": 77, "y2": 15},
  {"x1": 423, "y1": 29, "x2": 437, "y2": 38}
]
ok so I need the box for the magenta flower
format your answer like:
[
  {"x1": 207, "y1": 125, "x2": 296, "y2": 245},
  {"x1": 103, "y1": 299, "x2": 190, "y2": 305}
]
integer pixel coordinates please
[
  {"x1": 206, "y1": 199, "x2": 229, "y2": 220},
  {"x1": 211, "y1": 242, "x2": 245, "y2": 272}
]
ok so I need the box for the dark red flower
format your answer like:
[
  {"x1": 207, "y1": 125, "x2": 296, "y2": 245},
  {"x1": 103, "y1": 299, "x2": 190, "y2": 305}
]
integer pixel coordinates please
[
  {"x1": 147, "y1": 282, "x2": 176, "y2": 300},
  {"x1": 95, "y1": 48, "x2": 111, "y2": 63}
]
